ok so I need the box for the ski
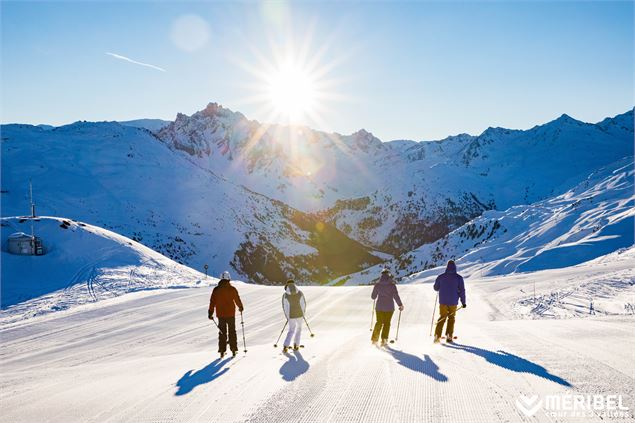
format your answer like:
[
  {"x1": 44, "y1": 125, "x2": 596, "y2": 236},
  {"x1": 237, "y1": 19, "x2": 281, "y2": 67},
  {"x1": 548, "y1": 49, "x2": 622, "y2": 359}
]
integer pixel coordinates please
[
  {"x1": 372, "y1": 341, "x2": 389, "y2": 349},
  {"x1": 282, "y1": 345, "x2": 304, "y2": 354}
]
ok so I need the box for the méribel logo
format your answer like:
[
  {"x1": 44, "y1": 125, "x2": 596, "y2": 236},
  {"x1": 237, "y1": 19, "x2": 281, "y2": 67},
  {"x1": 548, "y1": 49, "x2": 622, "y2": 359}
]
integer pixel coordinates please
[{"x1": 516, "y1": 394, "x2": 542, "y2": 416}]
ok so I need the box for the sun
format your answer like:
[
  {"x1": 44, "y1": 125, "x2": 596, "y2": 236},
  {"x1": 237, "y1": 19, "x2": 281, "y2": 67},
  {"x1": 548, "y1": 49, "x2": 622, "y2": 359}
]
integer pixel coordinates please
[
  {"x1": 234, "y1": 31, "x2": 347, "y2": 128},
  {"x1": 230, "y1": 31, "x2": 376, "y2": 198},
  {"x1": 266, "y1": 62, "x2": 317, "y2": 122}
]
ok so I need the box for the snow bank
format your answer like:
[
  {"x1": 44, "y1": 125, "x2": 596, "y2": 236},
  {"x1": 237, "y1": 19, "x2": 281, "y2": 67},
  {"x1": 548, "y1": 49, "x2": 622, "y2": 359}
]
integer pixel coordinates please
[{"x1": 1, "y1": 216, "x2": 210, "y2": 323}]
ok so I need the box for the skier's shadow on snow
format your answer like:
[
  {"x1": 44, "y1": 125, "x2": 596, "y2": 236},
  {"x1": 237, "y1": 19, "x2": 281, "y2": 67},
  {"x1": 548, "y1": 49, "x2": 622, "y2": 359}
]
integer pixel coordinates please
[
  {"x1": 280, "y1": 351, "x2": 310, "y2": 382},
  {"x1": 385, "y1": 347, "x2": 448, "y2": 382},
  {"x1": 445, "y1": 343, "x2": 571, "y2": 387},
  {"x1": 175, "y1": 358, "x2": 232, "y2": 395}
]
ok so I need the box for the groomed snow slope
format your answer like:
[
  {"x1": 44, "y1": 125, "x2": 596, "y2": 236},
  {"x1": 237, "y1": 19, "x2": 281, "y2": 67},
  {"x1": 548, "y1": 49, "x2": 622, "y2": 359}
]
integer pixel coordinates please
[
  {"x1": 1, "y1": 255, "x2": 633, "y2": 422},
  {"x1": 0, "y1": 216, "x2": 210, "y2": 323}
]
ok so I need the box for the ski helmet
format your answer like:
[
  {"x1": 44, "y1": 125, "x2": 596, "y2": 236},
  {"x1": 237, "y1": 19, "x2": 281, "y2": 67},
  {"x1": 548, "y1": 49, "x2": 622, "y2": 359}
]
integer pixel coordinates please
[{"x1": 220, "y1": 271, "x2": 231, "y2": 280}]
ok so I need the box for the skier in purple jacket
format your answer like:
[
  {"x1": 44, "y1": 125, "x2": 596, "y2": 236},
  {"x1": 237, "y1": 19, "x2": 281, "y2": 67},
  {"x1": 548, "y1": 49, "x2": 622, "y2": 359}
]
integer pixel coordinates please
[
  {"x1": 433, "y1": 260, "x2": 466, "y2": 343},
  {"x1": 371, "y1": 268, "x2": 403, "y2": 346}
]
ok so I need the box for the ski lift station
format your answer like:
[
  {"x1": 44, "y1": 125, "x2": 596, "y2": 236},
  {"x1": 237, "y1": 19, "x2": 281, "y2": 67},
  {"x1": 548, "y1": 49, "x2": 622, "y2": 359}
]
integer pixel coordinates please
[
  {"x1": 4, "y1": 181, "x2": 46, "y2": 256},
  {"x1": 7, "y1": 232, "x2": 44, "y2": 256}
]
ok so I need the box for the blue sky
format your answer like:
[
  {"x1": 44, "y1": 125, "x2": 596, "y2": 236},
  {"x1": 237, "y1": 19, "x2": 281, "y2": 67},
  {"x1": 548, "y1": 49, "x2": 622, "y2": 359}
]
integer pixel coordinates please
[{"x1": 1, "y1": 1, "x2": 633, "y2": 141}]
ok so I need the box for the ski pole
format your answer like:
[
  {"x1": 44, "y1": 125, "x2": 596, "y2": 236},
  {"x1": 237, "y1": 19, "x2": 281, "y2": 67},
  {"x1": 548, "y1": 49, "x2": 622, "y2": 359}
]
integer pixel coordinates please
[
  {"x1": 390, "y1": 309, "x2": 402, "y2": 343},
  {"x1": 370, "y1": 299, "x2": 376, "y2": 332},
  {"x1": 303, "y1": 316, "x2": 315, "y2": 337},
  {"x1": 240, "y1": 311, "x2": 247, "y2": 354},
  {"x1": 446, "y1": 305, "x2": 465, "y2": 318},
  {"x1": 212, "y1": 317, "x2": 228, "y2": 344},
  {"x1": 273, "y1": 320, "x2": 288, "y2": 348},
  {"x1": 438, "y1": 306, "x2": 465, "y2": 340},
  {"x1": 211, "y1": 316, "x2": 220, "y2": 330},
  {"x1": 429, "y1": 292, "x2": 439, "y2": 336}
]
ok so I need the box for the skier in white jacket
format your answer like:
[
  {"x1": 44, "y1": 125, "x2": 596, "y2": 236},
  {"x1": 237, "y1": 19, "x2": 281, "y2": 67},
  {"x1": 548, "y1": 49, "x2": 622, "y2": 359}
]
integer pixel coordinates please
[{"x1": 282, "y1": 280, "x2": 306, "y2": 353}]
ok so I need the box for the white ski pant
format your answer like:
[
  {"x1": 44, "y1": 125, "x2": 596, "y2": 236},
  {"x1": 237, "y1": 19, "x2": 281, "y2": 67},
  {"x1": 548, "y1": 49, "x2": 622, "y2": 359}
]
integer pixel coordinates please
[{"x1": 283, "y1": 317, "x2": 303, "y2": 347}]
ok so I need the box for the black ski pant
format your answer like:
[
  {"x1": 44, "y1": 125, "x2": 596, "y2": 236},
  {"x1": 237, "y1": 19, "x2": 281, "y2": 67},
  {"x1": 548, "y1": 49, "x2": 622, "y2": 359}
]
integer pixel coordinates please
[
  {"x1": 218, "y1": 316, "x2": 238, "y2": 353},
  {"x1": 371, "y1": 310, "x2": 394, "y2": 342}
]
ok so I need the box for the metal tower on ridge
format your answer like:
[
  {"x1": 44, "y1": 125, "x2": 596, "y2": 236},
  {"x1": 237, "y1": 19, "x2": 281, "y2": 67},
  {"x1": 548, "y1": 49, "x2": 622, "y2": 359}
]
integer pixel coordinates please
[{"x1": 29, "y1": 179, "x2": 36, "y2": 218}]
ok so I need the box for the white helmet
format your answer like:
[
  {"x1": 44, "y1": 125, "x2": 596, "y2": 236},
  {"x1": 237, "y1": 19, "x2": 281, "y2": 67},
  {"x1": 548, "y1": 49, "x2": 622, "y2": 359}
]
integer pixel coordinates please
[{"x1": 220, "y1": 271, "x2": 231, "y2": 280}]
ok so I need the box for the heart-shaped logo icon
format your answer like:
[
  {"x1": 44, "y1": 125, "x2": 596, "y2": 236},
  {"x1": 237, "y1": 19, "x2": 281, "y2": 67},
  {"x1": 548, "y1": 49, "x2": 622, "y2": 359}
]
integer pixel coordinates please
[{"x1": 516, "y1": 394, "x2": 542, "y2": 416}]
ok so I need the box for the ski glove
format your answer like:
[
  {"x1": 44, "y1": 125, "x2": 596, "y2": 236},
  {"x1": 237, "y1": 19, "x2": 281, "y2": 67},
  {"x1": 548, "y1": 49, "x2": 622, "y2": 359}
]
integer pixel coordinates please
[
  {"x1": 462, "y1": 303, "x2": 467, "y2": 309},
  {"x1": 208, "y1": 310, "x2": 213, "y2": 320},
  {"x1": 239, "y1": 307, "x2": 244, "y2": 312}
]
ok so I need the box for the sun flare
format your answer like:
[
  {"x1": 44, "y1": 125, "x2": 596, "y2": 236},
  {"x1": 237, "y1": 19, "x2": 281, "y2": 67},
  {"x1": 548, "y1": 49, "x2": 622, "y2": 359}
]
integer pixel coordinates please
[
  {"x1": 236, "y1": 30, "x2": 348, "y2": 129},
  {"x1": 266, "y1": 63, "x2": 317, "y2": 122}
]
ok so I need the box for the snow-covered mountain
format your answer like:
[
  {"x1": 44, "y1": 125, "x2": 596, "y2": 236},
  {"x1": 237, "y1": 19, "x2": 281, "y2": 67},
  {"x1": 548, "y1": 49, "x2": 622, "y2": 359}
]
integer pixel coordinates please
[
  {"x1": 338, "y1": 157, "x2": 634, "y2": 285},
  {"x1": 0, "y1": 122, "x2": 381, "y2": 285},
  {"x1": 156, "y1": 103, "x2": 390, "y2": 211},
  {"x1": 319, "y1": 110, "x2": 634, "y2": 253},
  {"x1": 119, "y1": 118, "x2": 171, "y2": 132},
  {"x1": 2, "y1": 104, "x2": 632, "y2": 287},
  {"x1": 157, "y1": 103, "x2": 633, "y2": 254}
]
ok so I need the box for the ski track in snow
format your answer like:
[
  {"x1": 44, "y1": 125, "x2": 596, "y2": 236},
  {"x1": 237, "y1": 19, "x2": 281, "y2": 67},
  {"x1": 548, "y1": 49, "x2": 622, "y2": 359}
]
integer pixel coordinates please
[{"x1": 1, "y1": 281, "x2": 633, "y2": 423}]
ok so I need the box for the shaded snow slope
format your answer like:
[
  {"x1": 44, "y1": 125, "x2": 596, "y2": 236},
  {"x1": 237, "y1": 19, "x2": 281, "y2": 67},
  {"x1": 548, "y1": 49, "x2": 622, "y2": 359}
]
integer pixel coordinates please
[
  {"x1": 0, "y1": 123, "x2": 380, "y2": 284},
  {"x1": 0, "y1": 216, "x2": 210, "y2": 322},
  {"x1": 338, "y1": 157, "x2": 634, "y2": 285}
]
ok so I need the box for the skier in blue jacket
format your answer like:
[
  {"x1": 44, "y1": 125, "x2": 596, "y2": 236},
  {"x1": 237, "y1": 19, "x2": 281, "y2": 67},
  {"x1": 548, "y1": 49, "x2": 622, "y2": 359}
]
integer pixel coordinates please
[
  {"x1": 371, "y1": 268, "x2": 403, "y2": 346},
  {"x1": 433, "y1": 260, "x2": 466, "y2": 343}
]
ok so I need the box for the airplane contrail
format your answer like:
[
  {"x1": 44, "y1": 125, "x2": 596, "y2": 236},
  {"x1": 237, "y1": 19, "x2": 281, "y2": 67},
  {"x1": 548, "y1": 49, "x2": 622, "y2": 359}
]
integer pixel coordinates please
[{"x1": 106, "y1": 52, "x2": 166, "y2": 72}]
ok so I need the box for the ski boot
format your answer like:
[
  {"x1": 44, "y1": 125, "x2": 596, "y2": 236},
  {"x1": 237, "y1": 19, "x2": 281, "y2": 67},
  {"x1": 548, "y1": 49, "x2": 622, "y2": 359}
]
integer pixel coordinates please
[
  {"x1": 282, "y1": 346, "x2": 290, "y2": 354},
  {"x1": 293, "y1": 344, "x2": 301, "y2": 351},
  {"x1": 232, "y1": 350, "x2": 238, "y2": 357},
  {"x1": 433, "y1": 335, "x2": 441, "y2": 344},
  {"x1": 220, "y1": 351, "x2": 226, "y2": 358},
  {"x1": 445, "y1": 335, "x2": 454, "y2": 344},
  {"x1": 380, "y1": 339, "x2": 388, "y2": 347}
]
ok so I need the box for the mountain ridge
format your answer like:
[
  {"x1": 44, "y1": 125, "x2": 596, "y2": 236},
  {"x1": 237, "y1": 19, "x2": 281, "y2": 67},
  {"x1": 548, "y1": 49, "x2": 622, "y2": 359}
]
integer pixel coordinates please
[{"x1": 2, "y1": 104, "x2": 632, "y2": 285}]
